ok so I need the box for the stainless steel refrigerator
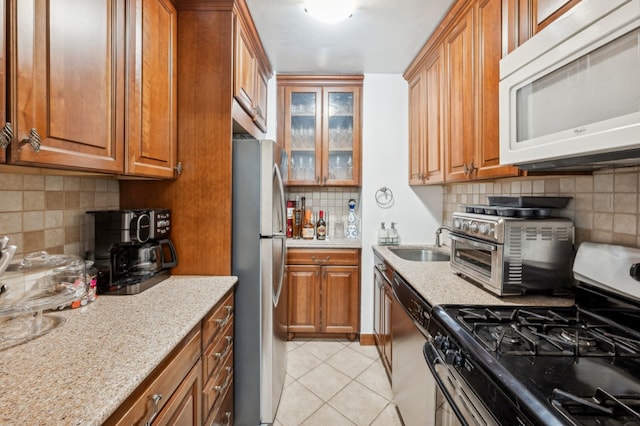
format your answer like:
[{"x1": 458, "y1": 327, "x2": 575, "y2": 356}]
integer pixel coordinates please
[{"x1": 232, "y1": 138, "x2": 288, "y2": 425}]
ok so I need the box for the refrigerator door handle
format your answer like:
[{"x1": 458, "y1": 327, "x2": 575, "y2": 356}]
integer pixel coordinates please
[{"x1": 272, "y1": 162, "x2": 287, "y2": 309}]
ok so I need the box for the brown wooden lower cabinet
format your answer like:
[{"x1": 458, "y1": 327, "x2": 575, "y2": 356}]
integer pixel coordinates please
[
  {"x1": 104, "y1": 291, "x2": 235, "y2": 426},
  {"x1": 286, "y1": 248, "x2": 360, "y2": 340},
  {"x1": 154, "y1": 360, "x2": 203, "y2": 426}
]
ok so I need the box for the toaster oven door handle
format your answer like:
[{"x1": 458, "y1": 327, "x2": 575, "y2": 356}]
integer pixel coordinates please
[{"x1": 450, "y1": 234, "x2": 497, "y2": 251}]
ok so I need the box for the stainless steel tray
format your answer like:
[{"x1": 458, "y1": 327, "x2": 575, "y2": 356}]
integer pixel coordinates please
[{"x1": 487, "y1": 196, "x2": 571, "y2": 208}]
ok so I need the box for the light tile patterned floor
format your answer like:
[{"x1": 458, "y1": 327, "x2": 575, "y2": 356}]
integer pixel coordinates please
[{"x1": 274, "y1": 339, "x2": 403, "y2": 426}]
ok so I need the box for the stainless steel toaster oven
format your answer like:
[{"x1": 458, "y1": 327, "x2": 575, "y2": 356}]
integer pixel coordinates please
[{"x1": 449, "y1": 212, "x2": 575, "y2": 296}]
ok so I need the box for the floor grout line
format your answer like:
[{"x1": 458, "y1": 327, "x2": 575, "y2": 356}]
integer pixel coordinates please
[{"x1": 276, "y1": 339, "x2": 401, "y2": 426}]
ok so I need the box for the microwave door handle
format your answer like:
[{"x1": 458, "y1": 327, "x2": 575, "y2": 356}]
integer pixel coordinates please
[
  {"x1": 423, "y1": 342, "x2": 471, "y2": 426},
  {"x1": 450, "y1": 234, "x2": 497, "y2": 251}
]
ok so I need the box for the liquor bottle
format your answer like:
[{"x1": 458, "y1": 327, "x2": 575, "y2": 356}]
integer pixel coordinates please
[
  {"x1": 346, "y1": 198, "x2": 358, "y2": 239},
  {"x1": 302, "y1": 209, "x2": 315, "y2": 240},
  {"x1": 300, "y1": 197, "x2": 306, "y2": 238},
  {"x1": 286, "y1": 200, "x2": 294, "y2": 238},
  {"x1": 316, "y1": 210, "x2": 327, "y2": 240},
  {"x1": 293, "y1": 196, "x2": 301, "y2": 239}
]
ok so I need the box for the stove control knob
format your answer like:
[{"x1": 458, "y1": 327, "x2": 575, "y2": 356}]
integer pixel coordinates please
[
  {"x1": 479, "y1": 223, "x2": 490, "y2": 235},
  {"x1": 631, "y1": 263, "x2": 640, "y2": 281},
  {"x1": 435, "y1": 335, "x2": 450, "y2": 351},
  {"x1": 453, "y1": 218, "x2": 462, "y2": 230},
  {"x1": 462, "y1": 221, "x2": 470, "y2": 231},
  {"x1": 469, "y1": 222, "x2": 479, "y2": 233},
  {"x1": 445, "y1": 349, "x2": 464, "y2": 367}
]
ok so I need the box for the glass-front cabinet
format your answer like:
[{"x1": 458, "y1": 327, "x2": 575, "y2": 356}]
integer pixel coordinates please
[{"x1": 278, "y1": 75, "x2": 362, "y2": 186}]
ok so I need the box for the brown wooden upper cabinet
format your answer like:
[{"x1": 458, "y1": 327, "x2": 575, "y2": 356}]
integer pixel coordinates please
[
  {"x1": 8, "y1": 0, "x2": 125, "y2": 172},
  {"x1": 234, "y1": 13, "x2": 270, "y2": 133},
  {"x1": 126, "y1": 0, "x2": 178, "y2": 178},
  {"x1": 406, "y1": 0, "x2": 539, "y2": 184},
  {"x1": 277, "y1": 75, "x2": 363, "y2": 187},
  {"x1": 3, "y1": 0, "x2": 178, "y2": 178},
  {"x1": 504, "y1": 0, "x2": 582, "y2": 54},
  {"x1": 408, "y1": 46, "x2": 445, "y2": 185}
]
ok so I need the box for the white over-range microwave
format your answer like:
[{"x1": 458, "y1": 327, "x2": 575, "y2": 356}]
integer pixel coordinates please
[{"x1": 499, "y1": 0, "x2": 640, "y2": 171}]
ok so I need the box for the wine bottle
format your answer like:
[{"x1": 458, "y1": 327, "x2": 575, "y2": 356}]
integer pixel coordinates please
[{"x1": 316, "y1": 210, "x2": 326, "y2": 240}]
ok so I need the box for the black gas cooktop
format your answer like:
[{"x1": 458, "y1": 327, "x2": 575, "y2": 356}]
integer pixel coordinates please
[{"x1": 429, "y1": 283, "x2": 640, "y2": 425}]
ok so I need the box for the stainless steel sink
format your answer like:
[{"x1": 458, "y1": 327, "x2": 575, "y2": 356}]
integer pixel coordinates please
[{"x1": 389, "y1": 247, "x2": 450, "y2": 262}]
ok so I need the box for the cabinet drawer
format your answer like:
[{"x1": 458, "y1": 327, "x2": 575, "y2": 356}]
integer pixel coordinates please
[
  {"x1": 287, "y1": 248, "x2": 359, "y2": 266},
  {"x1": 205, "y1": 382, "x2": 233, "y2": 426},
  {"x1": 202, "y1": 292, "x2": 234, "y2": 348},
  {"x1": 203, "y1": 318, "x2": 233, "y2": 383},
  {"x1": 202, "y1": 344, "x2": 234, "y2": 421},
  {"x1": 105, "y1": 327, "x2": 202, "y2": 425}
]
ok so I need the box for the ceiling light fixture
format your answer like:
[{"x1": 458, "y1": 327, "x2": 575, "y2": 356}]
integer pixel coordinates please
[{"x1": 304, "y1": 0, "x2": 357, "y2": 24}]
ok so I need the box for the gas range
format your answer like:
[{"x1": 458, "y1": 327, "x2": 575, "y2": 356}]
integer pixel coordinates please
[{"x1": 426, "y1": 242, "x2": 640, "y2": 425}]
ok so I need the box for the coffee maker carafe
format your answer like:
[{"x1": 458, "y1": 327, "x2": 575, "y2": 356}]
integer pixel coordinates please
[{"x1": 86, "y1": 209, "x2": 177, "y2": 295}]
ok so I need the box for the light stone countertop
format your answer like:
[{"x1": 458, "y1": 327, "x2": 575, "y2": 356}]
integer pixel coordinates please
[
  {"x1": 373, "y1": 244, "x2": 574, "y2": 307},
  {"x1": 287, "y1": 238, "x2": 362, "y2": 249},
  {"x1": 0, "y1": 275, "x2": 237, "y2": 426}
]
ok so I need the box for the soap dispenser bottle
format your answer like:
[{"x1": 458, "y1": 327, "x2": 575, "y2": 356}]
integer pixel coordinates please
[
  {"x1": 389, "y1": 222, "x2": 399, "y2": 245},
  {"x1": 378, "y1": 222, "x2": 388, "y2": 245}
]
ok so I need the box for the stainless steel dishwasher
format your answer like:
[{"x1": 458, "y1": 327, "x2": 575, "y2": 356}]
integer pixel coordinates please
[{"x1": 391, "y1": 271, "x2": 436, "y2": 426}]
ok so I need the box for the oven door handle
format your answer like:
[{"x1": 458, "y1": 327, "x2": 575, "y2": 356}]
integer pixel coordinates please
[
  {"x1": 450, "y1": 234, "x2": 497, "y2": 251},
  {"x1": 423, "y1": 342, "x2": 471, "y2": 426}
]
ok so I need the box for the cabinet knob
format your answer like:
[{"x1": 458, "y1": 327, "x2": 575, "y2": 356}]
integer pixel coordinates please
[
  {"x1": 21, "y1": 128, "x2": 41, "y2": 153},
  {"x1": 463, "y1": 162, "x2": 476, "y2": 176},
  {"x1": 0, "y1": 122, "x2": 13, "y2": 149}
]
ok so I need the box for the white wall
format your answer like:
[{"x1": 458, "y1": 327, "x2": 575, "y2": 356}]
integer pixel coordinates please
[{"x1": 360, "y1": 74, "x2": 443, "y2": 334}]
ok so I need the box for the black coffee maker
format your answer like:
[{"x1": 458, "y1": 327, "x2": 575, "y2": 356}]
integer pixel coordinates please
[{"x1": 86, "y1": 209, "x2": 177, "y2": 295}]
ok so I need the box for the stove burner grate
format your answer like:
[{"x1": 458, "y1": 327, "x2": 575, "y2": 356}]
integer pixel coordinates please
[
  {"x1": 456, "y1": 307, "x2": 640, "y2": 357},
  {"x1": 551, "y1": 388, "x2": 640, "y2": 425}
]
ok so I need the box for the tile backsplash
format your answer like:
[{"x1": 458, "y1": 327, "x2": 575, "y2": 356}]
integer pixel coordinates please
[
  {"x1": 285, "y1": 187, "x2": 361, "y2": 237},
  {"x1": 0, "y1": 171, "x2": 119, "y2": 257},
  {"x1": 443, "y1": 167, "x2": 640, "y2": 248}
]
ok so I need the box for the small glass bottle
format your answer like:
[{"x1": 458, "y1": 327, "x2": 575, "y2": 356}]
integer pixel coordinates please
[
  {"x1": 316, "y1": 210, "x2": 327, "y2": 240},
  {"x1": 293, "y1": 196, "x2": 301, "y2": 239},
  {"x1": 302, "y1": 209, "x2": 315, "y2": 240}
]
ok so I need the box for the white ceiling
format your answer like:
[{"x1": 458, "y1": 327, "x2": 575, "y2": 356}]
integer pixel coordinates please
[{"x1": 245, "y1": 0, "x2": 456, "y2": 74}]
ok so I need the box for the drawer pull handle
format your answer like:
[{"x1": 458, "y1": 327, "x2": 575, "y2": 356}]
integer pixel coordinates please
[
  {"x1": 223, "y1": 412, "x2": 232, "y2": 426},
  {"x1": 311, "y1": 255, "x2": 330, "y2": 263},
  {"x1": 144, "y1": 394, "x2": 162, "y2": 426},
  {"x1": 214, "y1": 306, "x2": 233, "y2": 328},
  {"x1": 214, "y1": 336, "x2": 233, "y2": 360},
  {"x1": 214, "y1": 366, "x2": 233, "y2": 394}
]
